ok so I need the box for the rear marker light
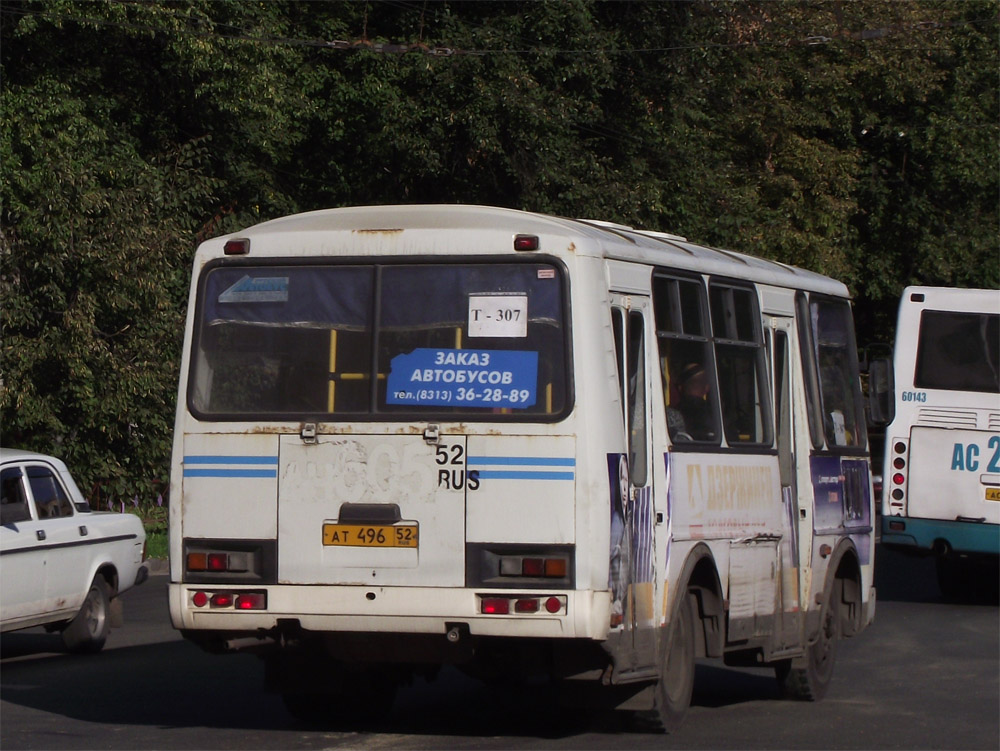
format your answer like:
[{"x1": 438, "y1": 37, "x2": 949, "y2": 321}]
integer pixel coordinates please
[
  {"x1": 888, "y1": 521, "x2": 906, "y2": 531},
  {"x1": 545, "y1": 597, "x2": 561, "y2": 614},
  {"x1": 192, "y1": 591, "x2": 208, "y2": 608},
  {"x1": 515, "y1": 598, "x2": 539, "y2": 613},
  {"x1": 892, "y1": 473, "x2": 905, "y2": 486},
  {"x1": 513, "y1": 234, "x2": 539, "y2": 251},
  {"x1": 894, "y1": 442, "x2": 906, "y2": 454},
  {"x1": 893, "y1": 458, "x2": 905, "y2": 469},
  {"x1": 224, "y1": 239, "x2": 249, "y2": 255},
  {"x1": 207, "y1": 553, "x2": 228, "y2": 571},
  {"x1": 892, "y1": 489, "x2": 904, "y2": 500}
]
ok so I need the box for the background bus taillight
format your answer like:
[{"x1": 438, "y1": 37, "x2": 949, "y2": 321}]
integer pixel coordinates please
[{"x1": 889, "y1": 440, "x2": 908, "y2": 508}]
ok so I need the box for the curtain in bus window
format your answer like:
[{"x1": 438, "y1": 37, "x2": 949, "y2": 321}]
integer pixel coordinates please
[
  {"x1": 914, "y1": 311, "x2": 1000, "y2": 393},
  {"x1": 810, "y1": 299, "x2": 866, "y2": 449},
  {"x1": 193, "y1": 266, "x2": 374, "y2": 415}
]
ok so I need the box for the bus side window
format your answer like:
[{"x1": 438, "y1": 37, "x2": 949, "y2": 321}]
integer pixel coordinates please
[
  {"x1": 653, "y1": 274, "x2": 720, "y2": 445},
  {"x1": 709, "y1": 283, "x2": 772, "y2": 446},
  {"x1": 800, "y1": 295, "x2": 867, "y2": 451}
]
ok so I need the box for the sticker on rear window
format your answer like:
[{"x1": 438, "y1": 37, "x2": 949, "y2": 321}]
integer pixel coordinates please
[
  {"x1": 386, "y1": 348, "x2": 538, "y2": 408},
  {"x1": 218, "y1": 275, "x2": 289, "y2": 303},
  {"x1": 468, "y1": 295, "x2": 528, "y2": 338}
]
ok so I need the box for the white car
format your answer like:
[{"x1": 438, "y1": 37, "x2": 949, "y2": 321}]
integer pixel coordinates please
[{"x1": 0, "y1": 448, "x2": 148, "y2": 652}]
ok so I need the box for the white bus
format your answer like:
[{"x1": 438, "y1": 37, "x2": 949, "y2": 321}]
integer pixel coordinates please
[
  {"x1": 879, "y1": 286, "x2": 1000, "y2": 600},
  {"x1": 168, "y1": 205, "x2": 878, "y2": 731}
]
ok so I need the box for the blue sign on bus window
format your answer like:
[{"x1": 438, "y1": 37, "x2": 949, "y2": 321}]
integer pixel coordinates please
[{"x1": 386, "y1": 349, "x2": 538, "y2": 408}]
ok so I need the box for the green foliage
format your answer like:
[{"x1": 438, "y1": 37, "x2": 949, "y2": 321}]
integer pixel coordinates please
[{"x1": 1, "y1": 0, "x2": 996, "y2": 502}]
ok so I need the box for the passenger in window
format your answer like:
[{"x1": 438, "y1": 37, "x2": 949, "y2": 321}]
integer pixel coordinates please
[{"x1": 667, "y1": 362, "x2": 716, "y2": 442}]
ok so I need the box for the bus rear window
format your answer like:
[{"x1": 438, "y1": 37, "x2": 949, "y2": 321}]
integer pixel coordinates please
[
  {"x1": 914, "y1": 310, "x2": 1000, "y2": 393},
  {"x1": 189, "y1": 261, "x2": 569, "y2": 420}
]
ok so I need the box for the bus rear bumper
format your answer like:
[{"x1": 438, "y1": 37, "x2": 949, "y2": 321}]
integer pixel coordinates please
[
  {"x1": 168, "y1": 583, "x2": 613, "y2": 642},
  {"x1": 881, "y1": 516, "x2": 1000, "y2": 557}
]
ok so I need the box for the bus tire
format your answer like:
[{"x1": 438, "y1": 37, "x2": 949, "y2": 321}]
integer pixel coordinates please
[
  {"x1": 62, "y1": 577, "x2": 111, "y2": 654},
  {"x1": 776, "y1": 581, "x2": 840, "y2": 701},
  {"x1": 651, "y1": 590, "x2": 696, "y2": 732}
]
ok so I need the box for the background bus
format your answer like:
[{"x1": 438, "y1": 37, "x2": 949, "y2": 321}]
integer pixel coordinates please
[
  {"x1": 880, "y1": 286, "x2": 1000, "y2": 600},
  {"x1": 169, "y1": 205, "x2": 880, "y2": 731}
]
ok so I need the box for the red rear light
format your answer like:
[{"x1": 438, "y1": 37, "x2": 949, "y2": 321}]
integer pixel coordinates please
[
  {"x1": 210, "y1": 593, "x2": 233, "y2": 608},
  {"x1": 224, "y1": 239, "x2": 249, "y2": 255},
  {"x1": 192, "y1": 591, "x2": 208, "y2": 608},
  {"x1": 545, "y1": 597, "x2": 562, "y2": 614},
  {"x1": 207, "y1": 553, "x2": 228, "y2": 571},
  {"x1": 515, "y1": 598, "x2": 539, "y2": 613},
  {"x1": 892, "y1": 473, "x2": 905, "y2": 486},
  {"x1": 513, "y1": 234, "x2": 539, "y2": 251},
  {"x1": 236, "y1": 593, "x2": 266, "y2": 610},
  {"x1": 522, "y1": 558, "x2": 544, "y2": 576},
  {"x1": 482, "y1": 598, "x2": 510, "y2": 615},
  {"x1": 893, "y1": 457, "x2": 905, "y2": 469}
]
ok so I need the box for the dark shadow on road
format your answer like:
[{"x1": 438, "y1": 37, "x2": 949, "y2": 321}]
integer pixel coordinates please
[
  {"x1": 875, "y1": 543, "x2": 999, "y2": 605},
  {"x1": 0, "y1": 635, "x2": 791, "y2": 741}
]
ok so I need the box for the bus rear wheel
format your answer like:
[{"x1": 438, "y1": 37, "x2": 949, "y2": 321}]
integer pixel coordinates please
[
  {"x1": 777, "y1": 583, "x2": 840, "y2": 701},
  {"x1": 648, "y1": 590, "x2": 696, "y2": 732}
]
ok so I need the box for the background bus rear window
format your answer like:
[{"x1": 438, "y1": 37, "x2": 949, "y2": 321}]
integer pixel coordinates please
[{"x1": 914, "y1": 310, "x2": 1000, "y2": 393}]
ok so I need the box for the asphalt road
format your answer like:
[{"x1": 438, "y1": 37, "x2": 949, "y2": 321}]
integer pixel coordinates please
[{"x1": 2, "y1": 546, "x2": 997, "y2": 750}]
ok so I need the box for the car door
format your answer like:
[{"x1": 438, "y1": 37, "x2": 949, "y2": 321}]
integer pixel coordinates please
[
  {"x1": 0, "y1": 464, "x2": 48, "y2": 624},
  {"x1": 24, "y1": 463, "x2": 93, "y2": 614}
]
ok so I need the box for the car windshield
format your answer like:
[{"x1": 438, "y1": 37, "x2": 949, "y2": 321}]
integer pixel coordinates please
[{"x1": 189, "y1": 261, "x2": 570, "y2": 420}]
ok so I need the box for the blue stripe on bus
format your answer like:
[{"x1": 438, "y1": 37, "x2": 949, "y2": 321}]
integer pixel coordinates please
[
  {"x1": 183, "y1": 468, "x2": 278, "y2": 478},
  {"x1": 474, "y1": 470, "x2": 575, "y2": 481},
  {"x1": 467, "y1": 456, "x2": 576, "y2": 467},
  {"x1": 184, "y1": 455, "x2": 278, "y2": 465},
  {"x1": 183, "y1": 455, "x2": 279, "y2": 479}
]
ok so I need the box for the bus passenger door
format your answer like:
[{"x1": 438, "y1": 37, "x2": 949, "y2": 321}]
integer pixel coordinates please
[
  {"x1": 611, "y1": 295, "x2": 658, "y2": 658},
  {"x1": 768, "y1": 315, "x2": 803, "y2": 647}
]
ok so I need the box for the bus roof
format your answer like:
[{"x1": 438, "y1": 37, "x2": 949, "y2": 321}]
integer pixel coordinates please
[
  {"x1": 900, "y1": 286, "x2": 1000, "y2": 312},
  {"x1": 198, "y1": 204, "x2": 849, "y2": 297}
]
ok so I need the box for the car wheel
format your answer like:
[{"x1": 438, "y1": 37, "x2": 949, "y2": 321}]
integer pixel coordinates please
[{"x1": 62, "y1": 577, "x2": 111, "y2": 654}]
